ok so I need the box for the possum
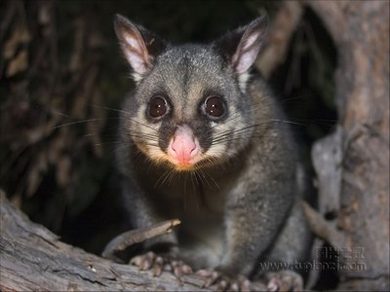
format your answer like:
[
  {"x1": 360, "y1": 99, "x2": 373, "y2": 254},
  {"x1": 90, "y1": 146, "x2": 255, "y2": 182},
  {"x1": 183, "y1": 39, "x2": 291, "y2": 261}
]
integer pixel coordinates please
[{"x1": 113, "y1": 14, "x2": 311, "y2": 287}]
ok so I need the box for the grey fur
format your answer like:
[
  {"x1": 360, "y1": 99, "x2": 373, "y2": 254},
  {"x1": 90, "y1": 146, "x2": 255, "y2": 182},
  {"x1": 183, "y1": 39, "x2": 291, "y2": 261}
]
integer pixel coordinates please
[{"x1": 114, "y1": 15, "x2": 311, "y2": 278}]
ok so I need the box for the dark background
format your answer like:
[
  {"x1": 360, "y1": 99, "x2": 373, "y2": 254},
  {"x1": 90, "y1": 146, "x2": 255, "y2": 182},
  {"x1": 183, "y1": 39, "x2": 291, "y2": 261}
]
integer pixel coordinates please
[{"x1": 0, "y1": 0, "x2": 337, "y2": 257}]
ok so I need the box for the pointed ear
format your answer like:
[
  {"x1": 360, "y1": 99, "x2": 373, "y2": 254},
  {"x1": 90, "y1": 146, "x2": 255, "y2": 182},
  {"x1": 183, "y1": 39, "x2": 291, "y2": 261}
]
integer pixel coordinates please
[
  {"x1": 114, "y1": 14, "x2": 166, "y2": 81},
  {"x1": 214, "y1": 16, "x2": 268, "y2": 74}
]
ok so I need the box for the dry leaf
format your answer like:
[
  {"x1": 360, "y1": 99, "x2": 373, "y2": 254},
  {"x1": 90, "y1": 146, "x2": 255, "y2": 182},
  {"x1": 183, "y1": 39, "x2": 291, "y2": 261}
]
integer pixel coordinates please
[
  {"x1": 6, "y1": 50, "x2": 28, "y2": 77},
  {"x1": 27, "y1": 151, "x2": 48, "y2": 196},
  {"x1": 3, "y1": 25, "x2": 31, "y2": 60}
]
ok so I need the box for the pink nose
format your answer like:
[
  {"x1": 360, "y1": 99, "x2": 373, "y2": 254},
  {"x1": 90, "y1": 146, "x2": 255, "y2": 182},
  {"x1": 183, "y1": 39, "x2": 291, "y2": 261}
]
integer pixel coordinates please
[{"x1": 168, "y1": 125, "x2": 199, "y2": 165}]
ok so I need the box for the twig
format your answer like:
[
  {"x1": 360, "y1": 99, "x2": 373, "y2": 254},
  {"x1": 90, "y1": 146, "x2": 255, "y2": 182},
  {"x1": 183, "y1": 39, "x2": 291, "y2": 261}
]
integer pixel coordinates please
[
  {"x1": 102, "y1": 219, "x2": 181, "y2": 260},
  {"x1": 302, "y1": 201, "x2": 348, "y2": 252}
]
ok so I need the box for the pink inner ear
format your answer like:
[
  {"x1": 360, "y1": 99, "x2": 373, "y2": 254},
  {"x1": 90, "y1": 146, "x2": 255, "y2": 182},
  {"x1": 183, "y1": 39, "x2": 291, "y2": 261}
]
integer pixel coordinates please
[
  {"x1": 125, "y1": 35, "x2": 142, "y2": 50},
  {"x1": 234, "y1": 31, "x2": 262, "y2": 74},
  {"x1": 125, "y1": 51, "x2": 147, "y2": 75},
  {"x1": 122, "y1": 32, "x2": 150, "y2": 75},
  {"x1": 243, "y1": 33, "x2": 260, "y2": 50}
]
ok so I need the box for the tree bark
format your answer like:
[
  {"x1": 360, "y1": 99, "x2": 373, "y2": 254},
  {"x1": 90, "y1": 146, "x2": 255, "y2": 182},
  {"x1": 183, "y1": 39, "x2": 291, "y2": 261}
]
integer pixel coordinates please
[
  {"x1": 0, "y1": 191, "x2": 214, "y2": 291},
  {"x1": 308, "y1": 1, "x2": 389, "y2": 290}
]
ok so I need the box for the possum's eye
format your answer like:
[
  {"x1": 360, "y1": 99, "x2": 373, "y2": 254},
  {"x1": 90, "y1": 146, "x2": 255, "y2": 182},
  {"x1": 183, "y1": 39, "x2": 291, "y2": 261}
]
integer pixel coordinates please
[
  {"x1": 148, "y1": 96, "x2": 168, "y2": 119},
  {"x1": 203, "y1": 96, "x2": 226, "y2": 120}
]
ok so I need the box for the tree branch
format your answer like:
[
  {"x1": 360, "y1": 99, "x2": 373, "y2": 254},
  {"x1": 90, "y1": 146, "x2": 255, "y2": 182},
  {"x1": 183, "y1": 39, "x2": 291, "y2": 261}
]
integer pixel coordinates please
[
  {"x1": 0, "y1": 191, "x2": 209, "y2": 291},
  {"x1": 255, "y1": 1, "x2": 303, "y2": 78}
]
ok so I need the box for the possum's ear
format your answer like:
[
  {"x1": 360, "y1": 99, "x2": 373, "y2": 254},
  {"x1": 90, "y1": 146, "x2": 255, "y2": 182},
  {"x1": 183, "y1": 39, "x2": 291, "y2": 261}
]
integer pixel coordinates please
[
  {"x1": 114, "y1": 14, "x2": 167, "y2": 81},
  {"x1": 214, "y1": 15, "x2": 268, "y2": 74}
]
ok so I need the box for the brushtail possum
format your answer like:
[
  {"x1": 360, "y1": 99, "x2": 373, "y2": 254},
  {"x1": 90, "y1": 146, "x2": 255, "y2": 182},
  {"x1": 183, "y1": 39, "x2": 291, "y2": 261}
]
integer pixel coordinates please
[{"x1": 114, "y1": 14, "x2": 311, "y2": 280}]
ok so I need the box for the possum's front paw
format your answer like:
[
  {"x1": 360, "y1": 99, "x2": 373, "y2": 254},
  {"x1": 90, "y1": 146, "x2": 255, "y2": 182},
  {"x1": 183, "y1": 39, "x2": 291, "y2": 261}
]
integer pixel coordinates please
[
  {"x1": 196, "y1": 269, "x2": 258, "y2": 291},
  {"x1": 130, "y1": 251, "x2": 193, "y2": 277},
  {"x1": 266, "y1": 270, "x2": 303, "y2": 292}
]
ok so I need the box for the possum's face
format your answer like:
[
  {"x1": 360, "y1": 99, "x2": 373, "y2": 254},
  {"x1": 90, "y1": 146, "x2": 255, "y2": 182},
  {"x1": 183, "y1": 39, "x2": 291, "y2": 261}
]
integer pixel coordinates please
[{"x1": 115, "y1": 15, "x2": 267, "y2": 171}]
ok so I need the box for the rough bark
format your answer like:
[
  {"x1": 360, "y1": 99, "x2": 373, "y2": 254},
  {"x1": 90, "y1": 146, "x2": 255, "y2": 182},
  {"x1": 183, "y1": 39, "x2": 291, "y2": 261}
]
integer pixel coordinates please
[
  {"x1": 0, "y1": 191, "x2": 213, "y2": 291},
  {"x1": 308, "y1": 1, "x2": 389, "y2": 290}
]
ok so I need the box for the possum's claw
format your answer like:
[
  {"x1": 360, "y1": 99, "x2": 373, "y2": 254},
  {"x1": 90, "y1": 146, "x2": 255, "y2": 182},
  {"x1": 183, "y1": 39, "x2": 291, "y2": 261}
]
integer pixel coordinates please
[
  {"x1": 130, "y1": 251, "x2": 156, "y2": 271},
  {"x1": 196, "y1": 269, "x2": 252, "y2": 291},
  {"x1": 130, "y1": 251, "x2": 192, "y2": 278},
  {"x1": 196, "y1": 269, "x2": 222, "y2": 287},
  {"x1": 170, "y1": 259, "x2": 193, "y2": 277},
  {"x1": 266, "y1": 270, "x2": 303, "y2": 292}
]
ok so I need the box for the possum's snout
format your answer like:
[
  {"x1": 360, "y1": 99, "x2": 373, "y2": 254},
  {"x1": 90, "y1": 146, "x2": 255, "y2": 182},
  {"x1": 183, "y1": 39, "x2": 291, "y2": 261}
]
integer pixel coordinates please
[{"x1": 167, "y1": 124, "x2": 201, "y2": 170}]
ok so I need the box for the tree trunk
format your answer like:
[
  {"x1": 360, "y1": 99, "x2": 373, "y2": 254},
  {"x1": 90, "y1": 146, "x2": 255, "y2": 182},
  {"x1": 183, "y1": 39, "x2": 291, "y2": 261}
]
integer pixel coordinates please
[{"x1": 308, "y1": 1, "x2": 389, "y2": 290}]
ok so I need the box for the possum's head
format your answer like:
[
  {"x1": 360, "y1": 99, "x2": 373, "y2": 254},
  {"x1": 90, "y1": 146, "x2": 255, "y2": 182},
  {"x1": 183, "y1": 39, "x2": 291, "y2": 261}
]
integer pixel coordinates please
[{"x1": 114, "y1": 15, "x2": 267, "y2": 171}]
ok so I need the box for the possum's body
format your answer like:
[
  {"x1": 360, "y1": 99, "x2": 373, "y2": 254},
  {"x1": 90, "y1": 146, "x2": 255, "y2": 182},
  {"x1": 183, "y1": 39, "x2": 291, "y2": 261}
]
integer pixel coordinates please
[{"x1": 114, "y1": 14, "x2": 311, "y2": 278}]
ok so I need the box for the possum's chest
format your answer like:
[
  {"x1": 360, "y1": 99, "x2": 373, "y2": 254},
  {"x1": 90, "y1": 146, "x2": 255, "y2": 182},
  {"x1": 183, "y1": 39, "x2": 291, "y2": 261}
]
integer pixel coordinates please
[
  {"x1": 138, "y1": 165, "x2": 240, "y2": 258},
  {"x1": 144, "y1": 180, "x2": 228, "y2": 268},
  {"x1": 164, "y1": 183, "x2": 228, "y2": 268},
  {"x1": 159, "y1": 179, "x2": 227, "y2": 225},
  {"x1": 141, "y1": 168, "x2": 232, "y2": 217}
]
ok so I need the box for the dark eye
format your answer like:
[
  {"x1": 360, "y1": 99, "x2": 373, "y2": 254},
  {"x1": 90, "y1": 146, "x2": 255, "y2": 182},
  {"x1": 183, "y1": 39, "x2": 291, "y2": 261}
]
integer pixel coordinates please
[
  {"x1": 203, "y1": 96, "x2": 226, "y2": 119},
  {"x1": 148, "y1": 96, "x2": 168, "y2": 119}
]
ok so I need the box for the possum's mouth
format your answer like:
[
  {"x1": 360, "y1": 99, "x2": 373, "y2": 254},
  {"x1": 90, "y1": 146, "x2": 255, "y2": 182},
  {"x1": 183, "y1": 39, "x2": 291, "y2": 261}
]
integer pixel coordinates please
[
  {"x1": 164, "y1": 124, "x2": 203, "y2": 168},
  {"x1": 165, "y1": 153, "x2": 223, "y2": 172},
  {"x1": 165, "y1": 152, "x2": 204, "y2": 171},
  {"x1": 135, "y1": 141, "x2": 204, "y2": 171}
]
